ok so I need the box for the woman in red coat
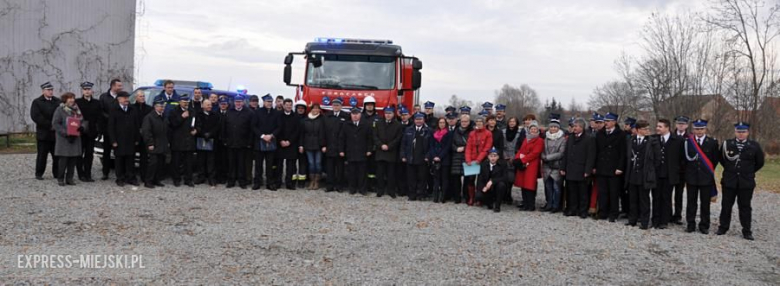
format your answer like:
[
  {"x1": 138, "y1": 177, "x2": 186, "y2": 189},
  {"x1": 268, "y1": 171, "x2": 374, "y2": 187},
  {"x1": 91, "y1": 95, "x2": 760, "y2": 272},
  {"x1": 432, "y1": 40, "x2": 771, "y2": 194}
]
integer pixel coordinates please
[
  {"x1": 514, "y1": 121, "x2": 544, "y2": 211},
  {"x1": 465, "y1": 117, "x2": 493, "y2": 206}
]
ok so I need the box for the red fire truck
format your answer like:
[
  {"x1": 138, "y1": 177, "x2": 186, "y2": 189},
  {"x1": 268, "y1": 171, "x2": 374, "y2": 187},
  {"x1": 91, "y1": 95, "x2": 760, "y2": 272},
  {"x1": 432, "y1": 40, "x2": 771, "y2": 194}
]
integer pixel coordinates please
[{"x1": 283, "y1": 37, "x2": 423, "y2": 112}]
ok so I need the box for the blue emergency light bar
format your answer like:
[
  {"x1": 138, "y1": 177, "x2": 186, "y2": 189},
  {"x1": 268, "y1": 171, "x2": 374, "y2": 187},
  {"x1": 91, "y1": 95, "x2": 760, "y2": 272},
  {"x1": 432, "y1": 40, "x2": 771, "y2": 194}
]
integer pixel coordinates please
[
  {"x1": 154, "y1": 79, "x2": 214, "y2": 89},
  {"x1": 314, "y1": 37, "x2": 393, "y2": 45}
]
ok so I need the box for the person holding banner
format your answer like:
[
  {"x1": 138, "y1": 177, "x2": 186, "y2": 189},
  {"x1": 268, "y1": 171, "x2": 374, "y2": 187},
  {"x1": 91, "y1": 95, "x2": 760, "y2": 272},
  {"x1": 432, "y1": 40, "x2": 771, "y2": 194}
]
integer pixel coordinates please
[
  {"x1": 716, "y1": 122, "x2": 765, "y2": 241},
  {"x1": 52, "y1": 92, "x2": 83, "y2": 186},
  {"x1": 683, "y1": 119, "x2": 719, "y2": 234}
]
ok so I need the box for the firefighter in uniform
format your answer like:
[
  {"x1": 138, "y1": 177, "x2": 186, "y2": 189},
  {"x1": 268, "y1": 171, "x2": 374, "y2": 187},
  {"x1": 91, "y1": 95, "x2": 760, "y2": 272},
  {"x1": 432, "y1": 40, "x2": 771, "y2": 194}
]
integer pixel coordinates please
[
  {"x1": 481, "y1": 102, "x2": 494, "y2": 116},
  {"x1": 252, "y1": 94, "x2": 281, "y2": 191},
  {"x1": 594, "y1": 112, "x2": 626, "y2": 222},
  {"x1": 31, "y1": 82, "x2": 61, "y2": 180},
  {"x1": 424, "y1": 101, "x2": 437, "y2": 128},
  {"x1": 75, "y1": 82, "x2": 100, "y2": 182},
  {"x1": 222, "y1": 95, "x2": 253, "y2": 189},
  {"x1": 401, "y1": 112, "x2": 431, "y2": 201},
  {"x1": 374, "y1": 105, "x2": 403, "y2": 198},
  {"x1": 683, "y1": 119, "x2": 719, "y2": 234},
  {"x1": 495, "y1": 104, "x2": 507, "y2": 131},
  {"x1": 361, "y1": 96, "x2": 380, "y2": 193},
  {"x1": 716, "y1": 122, "x2": 764, "y2": 240},
  {"x1": 396, "y1": 107, "x2": 413, "y2": 196},
  {"x1": 343, "y1": 108, "x2": 373, "y2": 195},
  {"x1": 324, "y1": 97, "x2": 349, "y2": 192},
  {"x1": 671, "y1": 116, "x2": 690, "y2": 224}
]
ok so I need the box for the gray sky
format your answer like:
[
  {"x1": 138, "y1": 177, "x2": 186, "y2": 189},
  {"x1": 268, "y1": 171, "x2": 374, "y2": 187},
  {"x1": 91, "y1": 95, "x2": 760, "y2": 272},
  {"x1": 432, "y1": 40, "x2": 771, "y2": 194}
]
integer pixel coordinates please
[{"x1": 135, "y1": 0, "x2": 706, "y2": 107}]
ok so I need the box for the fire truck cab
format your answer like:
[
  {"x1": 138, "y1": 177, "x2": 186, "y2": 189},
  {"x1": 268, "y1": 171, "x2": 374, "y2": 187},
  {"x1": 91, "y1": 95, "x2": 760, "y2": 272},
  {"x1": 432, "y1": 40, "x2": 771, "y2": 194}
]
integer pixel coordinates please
[{"x1": 283, "y1": 37, "x2": 422, "y2": 112}]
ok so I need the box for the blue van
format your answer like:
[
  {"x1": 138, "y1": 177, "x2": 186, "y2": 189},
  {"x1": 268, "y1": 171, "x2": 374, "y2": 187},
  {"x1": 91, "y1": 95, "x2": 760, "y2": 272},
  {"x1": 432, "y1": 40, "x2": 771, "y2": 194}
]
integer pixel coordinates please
[{"x1": 95, "y1": 79, "x2": 240, "y2": 162}]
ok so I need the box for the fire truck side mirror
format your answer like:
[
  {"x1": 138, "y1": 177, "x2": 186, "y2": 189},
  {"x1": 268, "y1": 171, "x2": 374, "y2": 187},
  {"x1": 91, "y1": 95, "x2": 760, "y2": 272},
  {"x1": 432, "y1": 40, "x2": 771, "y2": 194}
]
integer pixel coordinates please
[
  {"x1": 284, "y1": 54, "x2": 294, "y2": 65},
  {"x1": 412, "y1": 59, "x2": 423, "y2": 70},
  {"x1": 283, "y1": 65, "x2": 292, "y2": 85}
]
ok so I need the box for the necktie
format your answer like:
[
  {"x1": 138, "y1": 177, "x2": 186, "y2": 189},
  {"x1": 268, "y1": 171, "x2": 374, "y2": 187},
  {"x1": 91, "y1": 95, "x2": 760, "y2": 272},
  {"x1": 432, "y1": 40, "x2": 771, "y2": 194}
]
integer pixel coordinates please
[
  {"x1": 355, "y1": 122, "x2": 358, "y2": 127},
  {"x1": 662, "y1": 136, "x2": 666, "y2": 144},
  {"x1": 122, "y1": 106, "x2": 127, "y2": 112}
]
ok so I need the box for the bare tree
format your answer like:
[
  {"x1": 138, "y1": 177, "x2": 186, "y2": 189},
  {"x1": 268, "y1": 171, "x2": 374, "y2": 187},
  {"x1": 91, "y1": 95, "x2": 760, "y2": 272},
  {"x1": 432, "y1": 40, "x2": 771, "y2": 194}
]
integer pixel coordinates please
[
  {"x1": 704, "y1": 0, "x2": 780, "y2": 137},
  {"x1": 494, "y1": 84, "x2": 542, "y2": 118},
  {"x1": 588, "y1": 80, "x2": 645, "y2": 119}
]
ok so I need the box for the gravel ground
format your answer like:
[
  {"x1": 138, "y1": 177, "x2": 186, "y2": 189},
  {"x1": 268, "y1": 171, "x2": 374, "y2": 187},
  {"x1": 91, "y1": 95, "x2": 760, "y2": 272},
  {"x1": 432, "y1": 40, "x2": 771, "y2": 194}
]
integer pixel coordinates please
[{"x1": 0, "y1": 154, "x2": 778, "y2": 285}]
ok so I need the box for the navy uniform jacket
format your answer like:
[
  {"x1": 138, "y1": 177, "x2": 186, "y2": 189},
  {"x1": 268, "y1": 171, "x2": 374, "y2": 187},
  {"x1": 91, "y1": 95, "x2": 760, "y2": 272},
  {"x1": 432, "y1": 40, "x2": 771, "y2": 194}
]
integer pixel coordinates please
[
  {"x1": 30, "y1": 95, "x2": 61, "y2": 141},
  {"x1": 342, "y1": 119, "x2": 373, "y2": 162},
  {"x1": 719, "y1": 138, "x2": 764, "y2": 189},
  {"x1": 683, "y1": 135, "x2": 719, "y2": 186}
]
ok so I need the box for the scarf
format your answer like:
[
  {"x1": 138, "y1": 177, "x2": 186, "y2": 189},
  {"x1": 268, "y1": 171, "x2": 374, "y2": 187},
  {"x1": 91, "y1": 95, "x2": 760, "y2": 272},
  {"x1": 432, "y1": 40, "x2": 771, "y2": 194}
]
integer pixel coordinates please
[
  {"x1": 526, "y1": 131, "x2": 539, "y2": 142},
  {"x1": 546, "y1": 130, "x2": 563, "y2": 140},
  {"x1": 505, "y1": 127, "x2": 518, "y2": 141},
  {"x1": 434, "y1": 129, "x2": 448, "y2": 142},
  {"x1": 308, "y1": 112, "x2": 320, "y2": 120},
  {"x1": 61, "y1": 103, "x2": 82, "y2": 118}
]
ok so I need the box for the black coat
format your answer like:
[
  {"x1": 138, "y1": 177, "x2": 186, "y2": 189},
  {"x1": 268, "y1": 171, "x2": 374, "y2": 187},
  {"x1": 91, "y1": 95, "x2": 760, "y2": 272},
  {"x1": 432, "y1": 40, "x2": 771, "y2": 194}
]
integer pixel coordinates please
[
  {"x1": 30, "y1": 95, "x2": 61, "y2": 141},
  {"x1": 561, "y1": 133, "x2": 596, "y2": 181},
  {"x1": 683, "y1": 136, "x2": 719, "y2": 186},
  {"x1": 450, "y1": 126, "x2": 472, "y2": 175},
  {"x1": 428, "y1": 130, "x2": 453, "y2": 166},
  {"x1": 477, "y1": 160, "x2": 506, "y2": 191},
  {"x1": 401, "y1": 125, "x2": 431, "y2": 165},
  {"x1": 252, "y1": 107, "x2": 281, "y2": 151},
  {"x1": 221, "y1": 107, "x2": 253, "y2": 149},
  {"x1": 299, "y1": 114, "x2": 325, "y2": 152},
  {"x1": 75, "y1": 97, "x2": 101, "y2": 139},
  {"x1": 99, "y1": 91, "x2": 118, "y2": 132},
  {"x1": 195, "y1": 110, "x2": 221, "y2": 141},
  {"x1": 625, "y1": 136, "x2": 662, "y2": 189},
  {"x1": 489, "y1": 127, "x2": 505, "y2": 160},
  {"x1": 324, "y1": 113, "x2": 347, "y2": 157},
  {"x1": 277, "y1": 112, "x2": 302, "y2": 159},
  {"x1": 655, "y1": 134, "x2": 684, "y2": 185},
  {"x1": 373, "y1": 119, "x2": 403, "y2": 162},
  {"x1": 107, "y1": 104, "x2": 140, "y2": 156},
  {"x1": 141, "y1": 111, "x2": 169, "y2": 154},
  {"x1": 719, "y1": 138, "x2": 765, "y2": 189},
  {"x1": 595, "y1": 128, "x2": 627, "y2": 176},
  {"x1": 168, "y1": 107, "x2": 196, "y2": 151},
  {"x1": 342, "y1": 119, "x2": 373, "y2": 162}
]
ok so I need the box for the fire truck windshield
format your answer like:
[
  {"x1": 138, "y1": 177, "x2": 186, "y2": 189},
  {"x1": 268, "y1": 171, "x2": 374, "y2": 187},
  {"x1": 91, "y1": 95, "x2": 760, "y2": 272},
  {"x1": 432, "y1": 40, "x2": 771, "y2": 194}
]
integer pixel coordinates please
[{"x1": 306, "y1": 54, "x2": 395, "y2": 90}]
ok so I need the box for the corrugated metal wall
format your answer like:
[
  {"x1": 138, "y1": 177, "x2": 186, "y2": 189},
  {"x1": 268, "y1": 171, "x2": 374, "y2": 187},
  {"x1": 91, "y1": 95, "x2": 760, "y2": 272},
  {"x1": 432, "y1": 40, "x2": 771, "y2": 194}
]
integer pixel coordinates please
[{"x1": 0, "y1": 0, "x2": 136, "y2": 133}]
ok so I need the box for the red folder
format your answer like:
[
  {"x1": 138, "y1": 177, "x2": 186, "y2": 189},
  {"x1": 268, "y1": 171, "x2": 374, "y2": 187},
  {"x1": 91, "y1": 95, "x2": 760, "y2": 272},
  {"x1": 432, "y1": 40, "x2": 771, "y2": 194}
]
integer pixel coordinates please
[{"x1": 67, "y1": 117, "x2": 81, "y2": 137}]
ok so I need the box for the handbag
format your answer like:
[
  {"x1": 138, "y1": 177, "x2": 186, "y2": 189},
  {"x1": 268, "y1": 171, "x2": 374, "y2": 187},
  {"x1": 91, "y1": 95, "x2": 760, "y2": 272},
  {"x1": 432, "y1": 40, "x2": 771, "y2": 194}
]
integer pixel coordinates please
[
  {"x1": 259, "y1": 138, "x2": 277, "y2": 152},
  {"x1": 196, "y1": 137, "x2": 214, "y2": 151},
  {"x1": 513, "y1": 158, "x2": 526, "y2": 170}
]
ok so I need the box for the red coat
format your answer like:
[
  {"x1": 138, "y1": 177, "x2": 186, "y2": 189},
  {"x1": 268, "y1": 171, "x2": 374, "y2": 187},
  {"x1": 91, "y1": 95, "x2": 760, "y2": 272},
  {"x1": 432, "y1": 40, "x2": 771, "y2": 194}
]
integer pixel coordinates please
[
  {"x1": 465, "y1": 128, "x2": 494, "y2": 164},
  {"x1": 514, "y1": 137, "x2": 543, "y2": 191}
]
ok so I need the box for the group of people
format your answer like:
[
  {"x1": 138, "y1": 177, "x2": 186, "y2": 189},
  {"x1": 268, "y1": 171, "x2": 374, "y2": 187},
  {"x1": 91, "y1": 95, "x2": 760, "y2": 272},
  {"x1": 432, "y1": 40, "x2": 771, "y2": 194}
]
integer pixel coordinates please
[{"x1": 31, "y1": 79, "x2": 765, "y2": 240}]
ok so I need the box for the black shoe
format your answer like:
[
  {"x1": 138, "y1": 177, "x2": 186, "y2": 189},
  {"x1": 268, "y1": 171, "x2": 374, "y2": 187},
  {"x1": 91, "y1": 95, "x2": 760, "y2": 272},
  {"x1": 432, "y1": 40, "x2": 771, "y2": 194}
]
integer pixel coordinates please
[
  {"x1": 579, "y1": 214, "x2": 588, "y2": 219},
  {"x1": 325, "y1": 187, "x2": 334, "y2": 193},
  {"x1": 639, "y1": 224, "x2": 649, "y2": 230},
  {"x1": 154, "y1": 181, "x2": 165, "y2": 187},
  {"x1": 186, "y1": 182, "x2": 194, "y2": 187},
  {"x1": 58, "y1": 181, "x2": 66, "y2": 186},
  {"x1": 550, "y1": 208, "x2": 560, "y2": 214},
  {"x1": 700, "y1": 228, "x2": 709, "y2": 235},
  {"x1": 173, "y1": 181, "x2": 181, "y2": 187},
  {"x1": 226, "y1": 182, "x2": 235, "y2": 188},
  {"x1": 36, "y1": 176, "x2": 44, "y2": 180},
  {"x1": 144, "y1": 183, "x2": 155, "y2": 189},
  {"x1": 360, "y1": 190, "x2": 367, "y2": 196},
  {"x1": 494, "y1": 206, "x2": 501, "y2": 213},
  {"x1": 252, "y1": 184, "x2": 261, "y2": 190},
  {"x1": 286, "y1": 184, "x2": 295, "y2": 190},
  {"x1": 657, "y1": 224, "x2": 668, "y2": 230},
  {"x1": 239, "y1": 184, "x2": 247, "y2": 189},
  {"x1": 408, "y1": 197, "x2": 416, "y2": 201},
  {"x1": 608, "y1": 218, "x2": 616, "y2": 223},
  {"x1": 66, "y1": 180, "x2": 76, "y2": 186},
  {"x1": 376, "y1": 192, "x2": 384, "y2": 198},
  {"x1": 672, "y1": 219, "x2": 683, "y2": 225},
  {"x1": 116, "y1": 181, "x2": 125, "y2": 187},
  {"x1": 83, "y1": 177, "x2": 95, "y2": 182},
  {"x1": 101, "y1": 174, "x2": 109, "y2": 180},
  {"x1": 127, "y1": 180, "x2": 139, "y2": 186},
  {"x1": 268, "y1": 185, "x2": 278, "y2": 191},
  {"x1": 389, "y1": 193, "x2": 397, "y2": 199},
  {"x1": 625, "y1": 222, "x2": 636, "y2": 227},
  {"x1": 686, "y1": 226, "x2": 696, "y2": 233},
  {"x1": 194, "y1": 178, "x2": 206, "y2": 185},
  {"x1": 743, "y1": 233, "x2": 754, "y2": 240},
  {"x1": 716, "y1": 229, "x2": 727, "y2": 235}
]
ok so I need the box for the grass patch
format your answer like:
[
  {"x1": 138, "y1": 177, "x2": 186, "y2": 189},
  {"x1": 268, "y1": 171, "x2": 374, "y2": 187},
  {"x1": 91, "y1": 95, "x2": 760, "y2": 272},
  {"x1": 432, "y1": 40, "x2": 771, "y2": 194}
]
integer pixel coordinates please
[
  {"x1": 756, "y1": 157, "x2": 780, "y2": 193},
  {"x1": 0, "y1": 133, "x2": 37, "y2": 154}
]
